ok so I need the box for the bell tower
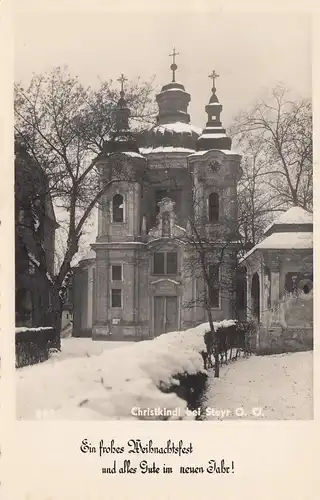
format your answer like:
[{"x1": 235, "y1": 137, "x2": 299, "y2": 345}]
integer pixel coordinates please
[
  {"x1": 92, "y1": 75, "x2": 147, "y2": 340},
  {"x1": 188, "y1": 71, "x2": 242, "y2": 320},
  {"x1": 95, "y1": 74, "x2": 146, "y2": 243}
]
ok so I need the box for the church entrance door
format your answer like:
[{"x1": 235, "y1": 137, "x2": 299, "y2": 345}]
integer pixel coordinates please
[{"x1": 154, "y1": 296, "x2": 178, "y2": 336}]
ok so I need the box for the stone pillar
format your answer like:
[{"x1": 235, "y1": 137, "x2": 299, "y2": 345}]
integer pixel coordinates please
[
  {"x1": 262, "y1": 270, "x2": 271, "y2": 328},
  {"x1": 246, "y1": 271, "x2": 252, "y2": 321},
  {"x1": 87, "y1": 265, "x2": 93, "y2": 330},
  {"x1": 259, "y1": 264, "x2": 265, "y2": 326},
  {"x1": 93, "y1": 250, "x2": 109, "y2": 331},
  {"x1": 270, "y1": 258, "x2": 281, "y2": 324},
  {"x1": 279, "y1": 258, "x2": 285, "y2": 300}
]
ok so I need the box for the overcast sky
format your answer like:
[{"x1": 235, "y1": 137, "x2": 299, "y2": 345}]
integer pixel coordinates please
[
  {"x1": 14, "y1": 4, "x2": 312, "y2": 251},
  {"x1": 15, "y1": 6, "x2": 311, "y2": 129}
]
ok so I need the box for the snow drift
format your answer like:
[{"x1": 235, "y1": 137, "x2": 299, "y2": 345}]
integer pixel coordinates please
[
  {"x1": 17, "y1": 323, "x2": 210, "y2": 420},
  {"x1": 17, "y1": 320, "x2": 238, "y2": 421}
]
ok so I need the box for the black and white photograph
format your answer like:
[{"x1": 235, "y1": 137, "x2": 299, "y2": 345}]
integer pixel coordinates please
[{"x1": 12, "y1": 5, "x2": 313, "y2": 423}]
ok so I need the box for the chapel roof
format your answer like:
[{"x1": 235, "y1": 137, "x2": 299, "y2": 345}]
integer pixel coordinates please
[
  {"x1": 263, "y1": 206, "x2": 313, "y2": 236},
  {"x1": 240, "y1": 206, "x2": 313, "y2": 263}
]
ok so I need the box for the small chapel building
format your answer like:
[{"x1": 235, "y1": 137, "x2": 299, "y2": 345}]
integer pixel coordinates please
[
  {"x1": 73, "y1": 59, "x2": 242, "y2": 340},
  {"x1": 240, "y1": 206, "x2": 313, "y2": 352}
]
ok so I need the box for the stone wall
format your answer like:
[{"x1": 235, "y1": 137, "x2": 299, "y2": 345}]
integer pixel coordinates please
[
  {"x1": 257, "y1": 326, "x2": 313, "y2": 354},
  {"x1": 257, "y1": 289, "x2": 313, "y2": 354}
]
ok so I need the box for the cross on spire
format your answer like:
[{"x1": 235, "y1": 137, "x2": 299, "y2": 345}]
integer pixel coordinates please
[
  {"x1": 208, "y1": 70, "x2": 220, "y2": 89},
  {"x1": 169, "y1": 47, "x2": 179, "y2": 82},
  {"x1": 117, "y1": 73, "x2": 128, "y2": 93}
]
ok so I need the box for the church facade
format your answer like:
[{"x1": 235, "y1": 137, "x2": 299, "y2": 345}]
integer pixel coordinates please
[{"x1": 73, "y1": 62, "x2": 242, "y2": 340}]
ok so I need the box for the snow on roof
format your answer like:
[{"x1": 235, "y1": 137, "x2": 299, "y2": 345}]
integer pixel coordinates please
[
  {"x1": 188, "y1": 149, "x2": 239, "y2": 158},
  {"x1": 277, "y1": 206, "x2": 313, "y2": 224},
  {"x1": 158, "y1": 88, "x2": 189, "y2": 94},
  {"x1": 151, "y1": 122, "x2": 202, "y2": 135},
  {"x1": 15, "y1": 327, "x2": 53, "y2": 333},
  {"x1": 198, "y1": 133, "x2": 228, "y2": 139},
  {"x1": 121, "y1": 151, "x2": 145, "y2": 159},
  {"x1": 203, "y1": 127, "x2": 225, "y2": 131},
  {"x1": 240, "y1": 232, "x2": 313, "y2": 262},
  {"x1": 258, "y1": 231, "x2": 312, "y2": 249},
  {"x1": 140, "y1": 146, "x2": 195, "y2": 155},
  {"x1": 264, "y1": 207, "x2": 313, "y2": 235}
]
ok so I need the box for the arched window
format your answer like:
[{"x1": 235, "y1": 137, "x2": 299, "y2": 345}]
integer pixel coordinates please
[
  {"x1": 208, "y1": 192, "x2": 219, "y2": 222},
  {"x1": 112, "y1": 194, "x2": 124, "y2": 223}
]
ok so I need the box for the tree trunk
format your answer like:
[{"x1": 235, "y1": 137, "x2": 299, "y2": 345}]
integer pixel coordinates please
[
  {"x1": 50, "y1": 288, "x2": 63, "y2": 350},
  {"x1": 206, "y1": 305, "x2": 220, "y2": 378}
]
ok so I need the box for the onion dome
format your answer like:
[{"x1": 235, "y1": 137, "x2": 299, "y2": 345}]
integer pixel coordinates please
[
  {"x1": 139, "y1": 49, "x2": 201, "y2": 151},
  {"x1": 196, "y1": 70, "x2": 232, "y2": 151}
]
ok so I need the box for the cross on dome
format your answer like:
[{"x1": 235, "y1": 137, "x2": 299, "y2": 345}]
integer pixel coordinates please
[{"x1": 169, "y1": 47, "x2": 180, "y2": 82}]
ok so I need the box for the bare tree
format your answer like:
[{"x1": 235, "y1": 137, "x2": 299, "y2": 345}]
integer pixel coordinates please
[
  {"x1": 237, "y1": 138, "x2": 288, "y2": 248},
  {"x1": 152, "y1": 163, "x2": 244, "y2": 377},
  {"x1": 14, "y1": 66, "x2": 155, "y2": 346},
  {"x1": 231, "y1": 85, "x2": 312, "y2": 221}
]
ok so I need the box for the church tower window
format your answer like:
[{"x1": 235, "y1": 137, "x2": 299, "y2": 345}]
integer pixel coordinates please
[
  {"x1": 208, "y1": 192, "x2": 219, "y2": 222},
  {"x1": 112, "y1": 194, "x2": 124, "y2": 223},
  {"x1": 111, "y1": 264, "x2": 123, "y2": 281}
]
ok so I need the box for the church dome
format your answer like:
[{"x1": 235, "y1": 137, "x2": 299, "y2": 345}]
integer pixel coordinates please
[{"x1": 139, "y1": 50, "x2": 201, "y2": 152}]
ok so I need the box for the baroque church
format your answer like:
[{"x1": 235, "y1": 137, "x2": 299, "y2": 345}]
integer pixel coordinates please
[{"x1": 73, "y1": 54, "x2": 242, "y2": 340}]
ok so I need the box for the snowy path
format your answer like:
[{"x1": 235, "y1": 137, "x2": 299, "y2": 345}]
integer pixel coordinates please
[{"x1": 202, "y1": 351, "x2": 313, "y2": 420}]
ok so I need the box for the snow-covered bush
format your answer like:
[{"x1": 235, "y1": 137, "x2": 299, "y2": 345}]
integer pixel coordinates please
[
  {"x1": 15, "y1": 327, "x2": 54, "y2": 368},
  {"x1": 17, "y1": 321, "x2": 237, "y2": 420}
]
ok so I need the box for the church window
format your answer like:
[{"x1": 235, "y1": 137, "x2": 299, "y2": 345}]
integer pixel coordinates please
[
  {"x1": 112, "y1": 264, "x2": 122, "y2": 281},
  {"x1": 153, "y1": 252, "x2": 165, "y2": 275},
  {"x1": 208, "y1": 193, "x2": 219, "y2": 222},
  {"x1": 112, "y1": 194, "x2": 124, "y2": 223},
  {"x1": 111, "y1": 288, "x2": 122, "y2": 308},
  {"x1": 167, "y1": 252, "x2": 178, "y2": 274},
  {"x1": 208, "y1": 263, "x2": 220, "y2": 308},
  {"x1": 153, "y1": 252, "x2": 178, "y2": 275}
]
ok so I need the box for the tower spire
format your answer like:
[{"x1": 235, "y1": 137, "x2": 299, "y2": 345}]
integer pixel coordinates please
[
  {"x1": 196, "y1": 69, "x2": 232, "y2": 151},
  {"x1": 169, "y1": 47, "x2": 179, "y2": 83},
  {"x1": 115, "y1": 73, "x2": 130, "y2": 130},
  {"x1": 208, "y1": 69, "x2": 220, "y2": 103}
]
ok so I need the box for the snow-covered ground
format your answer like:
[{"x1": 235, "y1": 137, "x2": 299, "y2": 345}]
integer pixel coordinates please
[
  {"x1": 202, "y1": 351, "x2": 313, "y2": 420},
  {"x1": 16, "y1": 325, "x2": 208, "y2": 421},
  {"x1": 16, "y1": 329, "x2": 313, "y2": 421},
  {"x1": 49, "y1": 337, "x2": 134, "y2": 362}
]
